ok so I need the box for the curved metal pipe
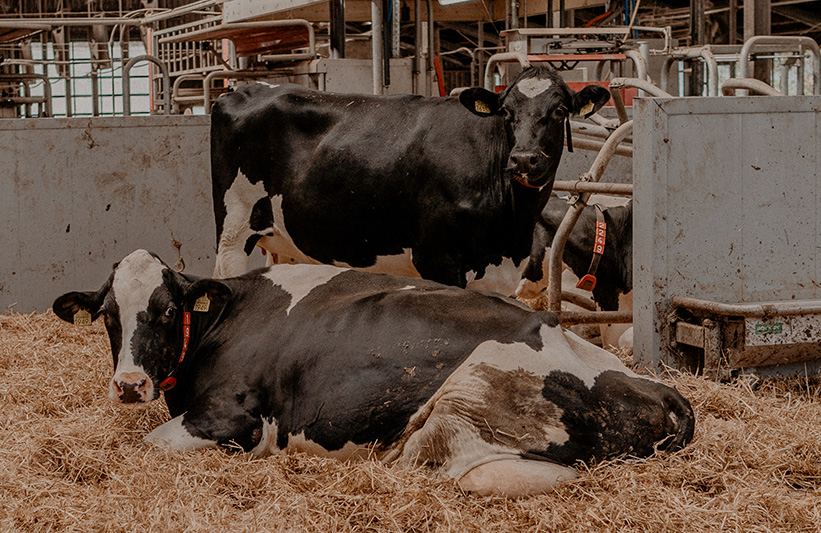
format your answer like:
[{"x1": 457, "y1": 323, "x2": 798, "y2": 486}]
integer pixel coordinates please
[
  {"x1": 547, "y1": 120, "x2": 634, "y2": 313},
  {"x1": 123, "y1": 54, "x2": 170, "y2": 116},
  {"x1": 623, "y1": 49, "x2": 648, "y2": 81},
  {"x1": 171, "y1": 73, "x2": 207, "y2": 113},
  {"x1": 483, "y1": 52, "x2": 530, "y2": 90},
  {"x1": 203, "y1": 70, "x2": 286, "y2": 113},
  {"x1": 721, "y1": 78, "x2": 784, "y2": 96},
  {"x1": 0, "y1": 73, "x2": 52, "y2": 117},
  {"x1": 738, "y1": 35, "x2": 821, "y2": 95},
  {"x1": 673, "y1": 296, "x2": 821, "y2": 317}
]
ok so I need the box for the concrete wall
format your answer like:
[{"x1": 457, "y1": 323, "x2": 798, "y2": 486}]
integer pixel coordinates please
[
  {"x1": 0, "y1": 115, "x2": 231, "y2": 312},
  {"x1": 633, "y1": 95, "x2": 821, "y2": 369}
]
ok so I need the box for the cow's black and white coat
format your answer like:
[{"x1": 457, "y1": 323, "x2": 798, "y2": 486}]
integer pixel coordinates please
[
  {"x1": 53, "y1": 250, "x2": 693, "y2": 497},
  {"x1": 210, "y1": 68, "x2": 611, "y2": 295}
]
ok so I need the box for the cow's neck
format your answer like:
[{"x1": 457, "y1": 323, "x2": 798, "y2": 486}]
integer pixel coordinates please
[
  {"x1": 162, "y1": 296, "x2": 230, "y2": 415},
  {"x1": 506, "y1": 171, "x2": 554, "y2": 259}
]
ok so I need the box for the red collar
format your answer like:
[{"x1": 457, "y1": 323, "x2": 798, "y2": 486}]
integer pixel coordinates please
[
  {"x1": 576, "y1": 205, "x2": 606, "y2": 292},
  {"x1": 159, "y1": 311, "x2": 191, "y2": 392}
]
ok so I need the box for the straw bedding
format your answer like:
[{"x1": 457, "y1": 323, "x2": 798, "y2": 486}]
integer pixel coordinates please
[{"x1": 1, "y1": 311, "x2": 820, "y2": 532}]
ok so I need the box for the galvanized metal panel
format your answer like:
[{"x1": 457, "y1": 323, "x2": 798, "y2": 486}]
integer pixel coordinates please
[
  {"x1": 634, "y1": 95, "x2": 821, "y2": 370},
  {"x1": 0, "y1": 116, "x2": 253, "y2": 313}
]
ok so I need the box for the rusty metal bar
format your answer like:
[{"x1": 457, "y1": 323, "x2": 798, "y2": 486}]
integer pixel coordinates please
[
  {"x1": 673, "y1": 295, "x2": 821, "y2": 317},
  {"x1": 561, "y1": 291, "x2": 598, "y2": 311},
  {"x1": 721, "y1": 78, "x2": 784, "y2": 96},
  {"x1": 558, "y1": 310, "x2": 633, "y2": 325},
  {"x1": 569, "y1": 137, "x2": 633, "y2": 157},
  {"x1": 553, "y1": 180, "x2": 633, "y2": 195},
  {"x1": 547, "y1": 120, "x2": 634, "y2": 314}
]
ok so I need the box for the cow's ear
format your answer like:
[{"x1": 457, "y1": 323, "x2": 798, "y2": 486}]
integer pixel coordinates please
[
  {"x1": 186, "y1": 279, "x2": 233, "y2": 314},
  {"x1": 53, "y1": 288, "x2": 107, "y2": 324},
  {"x1": 571, "y1": 85, "x2": 611, "y2": 118},
  {"x1": 459, "y1": 88, "x2": 503, "y2": 117}
]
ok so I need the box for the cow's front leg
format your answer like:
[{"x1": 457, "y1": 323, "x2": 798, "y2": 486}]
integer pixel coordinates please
[
  {"x1": 213, "y1": 171, "x2": 273, "y2": 278},
  {"x1": 146, "y1": 408, "x2": 269, "y2": 453},
  {"x1": 146, "y1": 414, "x2": 219, "y2": 451}
]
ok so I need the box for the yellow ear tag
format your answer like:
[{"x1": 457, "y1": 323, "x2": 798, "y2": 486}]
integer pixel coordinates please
[
  {"x1": 74, "y1": 309, "x2": 92, "y2": 326},
  {"x1": 579, "y1": 101, "x2": 595, "y2": 116},
  {"x1": 193, "y1": 295, "x2": 211, "y2": 313},
  {"x1": 475, "y1": 100, "x2": 491, "y2": 114}
]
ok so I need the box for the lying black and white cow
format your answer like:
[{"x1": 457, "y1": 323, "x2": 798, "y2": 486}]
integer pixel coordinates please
[
  {"x1": 519, "y1": 197, "x2": 634, "y2": 348},
  {"x1": 53, "y1": 249, "x2": 693, "y2": 497},
  {"x1": 210, "y1": 68, "x2": 611, "y2": 295}
]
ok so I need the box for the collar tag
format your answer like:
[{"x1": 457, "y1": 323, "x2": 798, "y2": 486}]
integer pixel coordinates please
[
  {"x1": 193, "y1": 295, "x2": 211, "y2": 313},
  {"x1": 594, "y1": 219, "x2": 607, "y2": 254},
  {"x1": 73, "y1": 309, "x2": 92, "y2": 326}
]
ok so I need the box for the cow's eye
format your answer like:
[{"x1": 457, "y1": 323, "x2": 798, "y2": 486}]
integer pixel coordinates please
[
  {"x1": 553, "y1": 106, "x2": 567, "y2": 119},
  {"x1": 164, "y1": 306, "x2": 177, "y2": 319}
]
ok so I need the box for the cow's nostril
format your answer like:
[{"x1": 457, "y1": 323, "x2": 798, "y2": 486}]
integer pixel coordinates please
[
  {"x1": 529, "y1": 155, "x2": 539, "y2": 166},
  {"x1": 137, "y1": 379, "x2": 147, "y2": 388}
]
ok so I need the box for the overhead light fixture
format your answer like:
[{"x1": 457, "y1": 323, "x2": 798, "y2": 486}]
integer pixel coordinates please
[{"x1": 438, "y1": 0, "x2": 476, "y2": 5}]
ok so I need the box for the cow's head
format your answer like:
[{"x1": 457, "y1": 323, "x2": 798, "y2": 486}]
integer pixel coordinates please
[
  {"x1": 459, "y1": 68, "x2": 610, "y2": 189},
  {"x1": 53, "y1": 250, "x2": 232, "y2": 404}
]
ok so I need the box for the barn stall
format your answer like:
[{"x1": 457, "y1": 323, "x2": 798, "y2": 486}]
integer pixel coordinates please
[{"x1": 2, "y1": 0, "x2": 821, "y2": 529}]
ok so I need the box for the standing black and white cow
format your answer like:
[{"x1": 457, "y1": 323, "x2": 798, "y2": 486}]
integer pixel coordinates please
[
  {"x1": 520, "y1": 197, "x2": 633, "y2": 310},
  {"x1": 518, "y1": 197, "x2": 634, "y2": 348},
  {"x1": 210, "y1": 68, "x2": 611, "y2": 295},
  {"x1": 54, "y1": 249, "x2": 693, "y2": 497}
]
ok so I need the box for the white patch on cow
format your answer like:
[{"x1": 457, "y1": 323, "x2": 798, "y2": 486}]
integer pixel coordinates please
[
  {"x1": 255, "y1": 81, "x2": 280, "y2": 89},
  {"x1": 515, "y1": 77, "x2": 554, "y2": 99},
  {"x1": 109, "y1": 249, "x2": 166, "y2": 400},
  {"x1": 250, "y1": 418, "x2": 281, "y2": 457},
  {"x1": 286, "y1": 431, "x2": 373, "y2": 461},
  {"x1": 214, "y1": 171, "x2": 269, "y2": 278},
  {"x1": 465, "y1": 257, "x2": 526, "y2": 297},
  {"x1": 145, "y1": 414, "x2": 218, "y2": 450},
  {"x1": 393, "y1": 322, "x2": 640, "y2": 481},
  {"x1": 398, "y1": 285, "x2": 417, "y2": 291},
  {"x1": 262, "y1": 263, "x2": 346, "y2": 315},
  {"x1": 332, "y1": 248, "x2": 421, "y2": 278}
]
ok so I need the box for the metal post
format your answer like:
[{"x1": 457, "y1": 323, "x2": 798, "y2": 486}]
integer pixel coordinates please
[
  {"x1": 372, "y1": 0, "x2": 385, "y2": 95},
  {"x1": 330, "y1": 0, "x2": 346, "y2": 59},
  {"x1": 427, "y1": 0, "x2": 435, "y2": 96},
  {"x1": 383, "y1": 0, "x2": 391, "y2": 87},
  {"x1": 414, "y1": 0, "x2": 425, "y2": 94},
  {"x1": 744, "y1": 0, "x2": 771, "y2": 83},
  {"x1": 690, "y1": 0, "x2": 706, "y2": 96}
]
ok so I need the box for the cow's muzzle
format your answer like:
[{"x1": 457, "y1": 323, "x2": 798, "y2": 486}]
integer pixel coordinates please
[
  {"x1": 111, "y1": 372, "x2": 152, "y2": 403},
  {"x1": 509, "y1": 150, "x2": 550, "y2": 188}
]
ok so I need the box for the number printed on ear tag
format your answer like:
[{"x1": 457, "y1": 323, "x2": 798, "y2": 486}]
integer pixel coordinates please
[
  {"x1": 475, "y1": 100, "x2": 491, "y2": 114},
  {"x1": 74, "y1": 309, "x2": 92, "y2": 326},
  {"x1": 193, "y1": 295, "x2": 211, "y2": 313}
]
